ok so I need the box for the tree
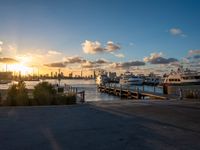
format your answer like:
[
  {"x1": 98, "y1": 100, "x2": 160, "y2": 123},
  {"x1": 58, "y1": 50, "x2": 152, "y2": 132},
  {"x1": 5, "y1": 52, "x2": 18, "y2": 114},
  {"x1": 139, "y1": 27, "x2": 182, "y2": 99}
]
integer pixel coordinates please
[
  {"x1": 33, "y1": 82, "x2": 56, "y2": 105},
  {"x1": 7, "y1": 81, "x2": 29, "y2": 106}
]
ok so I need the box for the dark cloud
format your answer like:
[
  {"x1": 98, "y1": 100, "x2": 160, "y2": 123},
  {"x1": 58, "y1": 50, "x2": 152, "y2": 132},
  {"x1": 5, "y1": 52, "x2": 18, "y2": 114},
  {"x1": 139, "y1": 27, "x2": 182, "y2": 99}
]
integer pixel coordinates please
[
  {"x1": 44, "y1": 62, "x2": 66, "y2": 68},
  {"x1": 64, "y1": 56, "x2": 86, "y2": 64},
  {"x1": 193, "y1": 55, "x2": 200, "y2": 59},
  {"x1": 144, "y1": 53, "x2": 178, "y2": 64},
  {"x1": 121, "y1": 61, "x2": 145, "y2": 67},
  {"x1": 112, "y1": 61, "x2": 145, "y2": 69},
  {"x1": 150, "y1": 57, "x2": 178, "y2": 64},
  {"x1": 0, "y1": 57, "x2": 19, "y2": 64},
  {"x1": 93, "y1": 59, "x2": 109, "y2": 64}
]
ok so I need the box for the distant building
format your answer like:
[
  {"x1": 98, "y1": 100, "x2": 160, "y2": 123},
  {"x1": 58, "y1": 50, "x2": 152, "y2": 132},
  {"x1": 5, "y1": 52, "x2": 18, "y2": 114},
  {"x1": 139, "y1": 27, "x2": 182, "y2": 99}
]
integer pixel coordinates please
[{"x1": 69, "y1": 72, "x2": 73, "y2": 78}]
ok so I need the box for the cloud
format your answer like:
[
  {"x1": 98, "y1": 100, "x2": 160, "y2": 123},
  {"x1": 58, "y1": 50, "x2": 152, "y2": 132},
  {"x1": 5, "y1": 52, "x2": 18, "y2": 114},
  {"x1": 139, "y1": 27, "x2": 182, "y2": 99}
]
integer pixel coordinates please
[
  {"x1": 111, "y1": 61, "x2": 145, "y2": 69},
  {"x1": 144, "y1": 52, "x2": 163, "y2": 62},
  {"x1": 112, "y1": 53, "x2": 125, "y2": 58},
  {"x1": 105, "y1": 41, "x2": 120, "y2": 52},
  {"x1": 129, "y1": 42, "x2": 134, "y2": 46},
  {"x1": 169, "y1": 27, "x2": 186, "y2": 37},
  {"x1": 0, "y1": 41, "x2": 3, "y2": 52},
  {"x1": 0, "y1": 57, "x2": 19, "y2": 64},
  {"x1": 93, "y1": 59, "x2": 109, "y2": 64},
  {"x1": 82, "y1": 40, "x2": 120, "y2": 54},
  {"x1": 44, "y1": 62, "x2": 66, "y2": 68},
  {"x1": 82, "y1": 61, "x2": 94, "y2": 68},
  {"x1": 188, "y1": 49, "x2": 200, "y2": 56},
  {"x1": 64, "y1": 56, "x2": 86, "y2": 64},
  {"x1": 47, "y1": 50, "x2": 61, "y2": 55},
  {"x1": 186, "y1": 50, "x2": 200, "y2": 65},
  {"x1": 144, "y1": 52, "x2": 178, "y2": 64},
  {"x1": 82, "y1": 40, "x2": 104, "y2": 54}
]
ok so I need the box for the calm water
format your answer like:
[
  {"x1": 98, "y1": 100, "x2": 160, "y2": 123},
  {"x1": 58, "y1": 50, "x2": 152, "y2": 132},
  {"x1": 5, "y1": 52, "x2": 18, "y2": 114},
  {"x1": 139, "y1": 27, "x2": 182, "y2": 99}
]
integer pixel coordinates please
[{"x1": 0, "y1": 79, "x2": 163, "y2": 101}]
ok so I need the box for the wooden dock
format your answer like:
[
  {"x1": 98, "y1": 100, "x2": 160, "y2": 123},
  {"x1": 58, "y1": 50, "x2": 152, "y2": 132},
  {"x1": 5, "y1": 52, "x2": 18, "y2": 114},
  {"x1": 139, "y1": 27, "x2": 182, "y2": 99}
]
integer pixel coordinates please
[{"x1": 97, "y1": 84, "x2": 173, "y2": 100}]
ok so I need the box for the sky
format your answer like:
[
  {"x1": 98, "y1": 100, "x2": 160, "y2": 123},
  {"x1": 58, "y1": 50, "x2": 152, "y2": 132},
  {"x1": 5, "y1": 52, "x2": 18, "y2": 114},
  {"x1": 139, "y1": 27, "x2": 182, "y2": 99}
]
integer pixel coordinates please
[{"x1": 0, "y1": 0, "x2": 200, "y2": 75}]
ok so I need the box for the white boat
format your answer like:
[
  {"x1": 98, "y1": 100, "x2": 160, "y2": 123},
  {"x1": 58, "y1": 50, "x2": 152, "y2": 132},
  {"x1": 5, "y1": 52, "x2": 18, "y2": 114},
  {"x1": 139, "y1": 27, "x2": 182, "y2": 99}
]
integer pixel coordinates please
[
  {"x1": 120, "y1": 72, "x2": 143, "y2": 85},
  {"x1": 163, "y1": 68, "x2": 200, "y2": 85},
  {"x1": 96, "y1": 74, "x2": 109, "y2": 85},
  {"x1": 145, "y1": 73, "x2": 160, "y2": 85},
  {"x1": 0, "y1": 80, "x2": 12, "y2": 84}
]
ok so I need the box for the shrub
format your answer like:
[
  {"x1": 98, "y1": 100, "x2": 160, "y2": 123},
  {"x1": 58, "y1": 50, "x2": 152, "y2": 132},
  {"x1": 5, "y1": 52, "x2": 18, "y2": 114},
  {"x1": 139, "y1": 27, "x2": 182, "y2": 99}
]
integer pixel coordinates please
[
  {"x1": 6, "y1": 81, "x2": 29, "y2": 106},
  {"x1": 33, "y1": 82, "x2": 56, "y2": 105},
  {"x1": 54, "y1": 93, "x2": 76, "y2": 105}
]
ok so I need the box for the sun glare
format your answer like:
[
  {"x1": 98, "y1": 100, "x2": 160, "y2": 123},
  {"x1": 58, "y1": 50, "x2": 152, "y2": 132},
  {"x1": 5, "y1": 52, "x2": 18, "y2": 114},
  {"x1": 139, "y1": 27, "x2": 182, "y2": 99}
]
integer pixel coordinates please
[{"x1": 9, "y1": 64, "x2": 32, "y2": 75}]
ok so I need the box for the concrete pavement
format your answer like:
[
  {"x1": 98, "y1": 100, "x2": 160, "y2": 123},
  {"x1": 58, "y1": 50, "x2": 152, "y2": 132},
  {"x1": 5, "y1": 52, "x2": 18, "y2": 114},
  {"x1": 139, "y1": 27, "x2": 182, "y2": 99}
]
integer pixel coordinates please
[{"x1": 0, "y1": 100, "x2": 200, "y2": 150}]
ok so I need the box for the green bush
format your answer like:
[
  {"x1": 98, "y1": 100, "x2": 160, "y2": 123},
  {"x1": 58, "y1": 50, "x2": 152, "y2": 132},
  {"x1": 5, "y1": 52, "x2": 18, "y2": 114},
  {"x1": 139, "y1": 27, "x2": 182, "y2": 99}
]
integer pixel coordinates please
[
  {"x1": 33, "y1": 82, "x2": 56, "y2": 105},
  {"x1": 6, "y1": 81, "x2": 29, "y2": 106},
  {"x1": 3, "y1": 81, "x2": 77, "y2": 106},
  {"x1": 54, "y1": 93, "x2": 76, "y2": 105}
]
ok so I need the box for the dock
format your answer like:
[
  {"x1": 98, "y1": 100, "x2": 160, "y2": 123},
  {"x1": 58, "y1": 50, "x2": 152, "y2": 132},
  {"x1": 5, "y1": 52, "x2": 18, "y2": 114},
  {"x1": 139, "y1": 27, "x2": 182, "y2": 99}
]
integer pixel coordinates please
[{"x1": 97, "y1": 84, "x2": 173, "y2": 100}]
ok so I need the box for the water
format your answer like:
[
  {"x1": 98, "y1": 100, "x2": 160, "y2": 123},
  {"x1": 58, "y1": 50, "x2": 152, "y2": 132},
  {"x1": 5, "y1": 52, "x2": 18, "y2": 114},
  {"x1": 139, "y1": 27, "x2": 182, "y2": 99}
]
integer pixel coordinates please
[{"x1": 0, "y1": 79, "x2": 163, "y2": 101}]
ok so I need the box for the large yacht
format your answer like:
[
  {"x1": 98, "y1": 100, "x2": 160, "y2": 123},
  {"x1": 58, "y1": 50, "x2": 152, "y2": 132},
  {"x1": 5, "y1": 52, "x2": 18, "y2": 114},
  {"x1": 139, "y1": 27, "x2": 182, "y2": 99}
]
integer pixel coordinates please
[
  {"x1": 144, "y1": 72, "x2": 160, "y2": 85},
  {"x1": 163, "y1": 68, "x2": 200, "y2": 85},
  {"x1": 120, "y1": 71, "x2": 143, "y2": 85},
  {"x1": 96, "y1": 74, "x2": 109, "y2": 85}
]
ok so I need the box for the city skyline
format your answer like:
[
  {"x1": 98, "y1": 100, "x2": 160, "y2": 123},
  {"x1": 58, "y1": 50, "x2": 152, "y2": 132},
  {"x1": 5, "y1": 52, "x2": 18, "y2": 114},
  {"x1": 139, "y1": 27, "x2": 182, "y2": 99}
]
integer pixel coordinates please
[{"x1": 0, "y1": 0, "x2": 200, "y2": 75}]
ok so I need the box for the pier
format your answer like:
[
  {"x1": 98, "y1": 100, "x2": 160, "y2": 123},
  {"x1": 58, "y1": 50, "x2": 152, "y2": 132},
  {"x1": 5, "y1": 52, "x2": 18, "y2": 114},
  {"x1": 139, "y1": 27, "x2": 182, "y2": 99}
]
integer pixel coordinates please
[{"x1": 98, "y1": 84, "x2": 172, "y2": 100}]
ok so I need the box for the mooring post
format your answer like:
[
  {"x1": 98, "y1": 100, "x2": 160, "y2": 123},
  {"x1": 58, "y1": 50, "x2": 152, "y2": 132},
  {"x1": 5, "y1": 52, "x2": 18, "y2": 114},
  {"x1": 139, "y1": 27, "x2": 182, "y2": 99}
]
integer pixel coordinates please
[
  {"x1": 120, "y1": 84, "x2": 122, "y2": 98},
  {"x1": 137, "y1": 87, "x2": 140, "y2": 99},
  {"x1": 82, "y1": 91, "x2": 85, "y2": 102},
  {"x1": 80, "y1": 91, "x2": 85, "y2": 103}
]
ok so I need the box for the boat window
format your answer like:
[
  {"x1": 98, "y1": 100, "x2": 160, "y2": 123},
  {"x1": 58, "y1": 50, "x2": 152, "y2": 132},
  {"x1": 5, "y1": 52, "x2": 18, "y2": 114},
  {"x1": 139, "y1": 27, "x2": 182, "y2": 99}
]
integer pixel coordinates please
[{"x1": 195, "y1": 76, "x2": 200, "y2": 79}]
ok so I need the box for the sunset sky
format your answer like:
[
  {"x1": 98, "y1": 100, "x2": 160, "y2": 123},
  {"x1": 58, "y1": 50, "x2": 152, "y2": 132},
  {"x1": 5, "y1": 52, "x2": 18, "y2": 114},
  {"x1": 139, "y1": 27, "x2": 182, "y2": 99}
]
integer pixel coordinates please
[{"x1": 0, "y1": 0, "x2": 200, "y2": 75}]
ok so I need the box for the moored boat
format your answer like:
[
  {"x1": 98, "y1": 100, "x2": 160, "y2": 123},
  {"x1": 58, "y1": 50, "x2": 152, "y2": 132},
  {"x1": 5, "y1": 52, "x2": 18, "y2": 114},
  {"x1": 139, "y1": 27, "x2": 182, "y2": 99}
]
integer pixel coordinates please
[
  {"x1": 96, "y1": 74, "x2": 109, "y2": 85},
  {"x1": 163, "y1": 68, "x2": 200, "y2": 86},
  {"x1": 120, "y1": 71, "x2": 143, "y2": 85}
]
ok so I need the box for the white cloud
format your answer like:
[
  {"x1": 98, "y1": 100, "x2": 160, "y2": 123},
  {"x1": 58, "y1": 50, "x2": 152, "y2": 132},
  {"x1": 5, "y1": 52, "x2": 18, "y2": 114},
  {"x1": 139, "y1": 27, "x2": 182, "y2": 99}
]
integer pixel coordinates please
[
  {"x1": 169, "y1": 27, "x2": 186, "y2": 37},
  {"x1": 105, "y1": 41, "x2": 120, "y2": 52},
  {"x1": 82, "y1": 40, "x2": 120, "y2": 54},
  {"x1": 188, "y1": 49, "x2": 200, "y2": 56},
  {"x1": 82, "y1": 40, "x2": 104, "y2": 54},
  {"x1": 144, "y1": 52, "x2": 163, "y2": 62},
  {"x1": 113, "y1": 53, "x2": 125, "y2": 58},
  {"x1": 48, "y1": 50, "x2": 61, "y2": 55},
  {"x1": 0, "y1": 41, "x2": 2, "y2": 53},
  {"x1": 144, "y1": 52, "x2": 178, "y2": 64},
  {"x1": 129, "y1": 42, "x2": 134, "y2": 46}
]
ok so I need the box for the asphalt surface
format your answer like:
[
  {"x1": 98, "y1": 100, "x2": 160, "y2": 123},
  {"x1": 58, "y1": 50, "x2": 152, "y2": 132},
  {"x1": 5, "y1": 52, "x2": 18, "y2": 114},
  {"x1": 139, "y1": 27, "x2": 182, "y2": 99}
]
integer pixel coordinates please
[{"x1": 0, "y1": 100, "x2": 200, "y2": 150}]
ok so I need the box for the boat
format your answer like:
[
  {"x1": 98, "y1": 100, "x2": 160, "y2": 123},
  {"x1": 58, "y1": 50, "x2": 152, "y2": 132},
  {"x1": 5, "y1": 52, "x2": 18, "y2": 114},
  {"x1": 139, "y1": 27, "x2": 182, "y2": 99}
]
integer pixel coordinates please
[
  {"x1": 144, "y1": 72, "x2": 160, "y2": 85},
  {"x1": 120, "y1": 71, "x2": 143, "y2": 85},
  {"x1": 163, "y1": 68, "x2": 200, "y2": 86},
  {"x1": 0, "y1": 80, "x2": 11, "y2": 84},
  {"x1": 96, "y1": 74, "x2": 109, "y2": 85}
]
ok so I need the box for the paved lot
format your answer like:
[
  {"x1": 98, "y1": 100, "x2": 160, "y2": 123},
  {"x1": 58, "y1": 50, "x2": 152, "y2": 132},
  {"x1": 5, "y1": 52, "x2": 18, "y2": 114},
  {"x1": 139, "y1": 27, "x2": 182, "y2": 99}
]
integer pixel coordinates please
[{"x1": 0, "y1": 100, "x2": 200, "y2": 150}]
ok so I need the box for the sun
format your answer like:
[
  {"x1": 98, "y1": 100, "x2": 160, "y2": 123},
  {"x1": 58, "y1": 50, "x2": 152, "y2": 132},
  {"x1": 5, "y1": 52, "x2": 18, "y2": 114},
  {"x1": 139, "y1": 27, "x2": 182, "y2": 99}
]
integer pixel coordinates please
[{"x1": 9, "y1": 64, "x2": 32, "y2": 75}]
